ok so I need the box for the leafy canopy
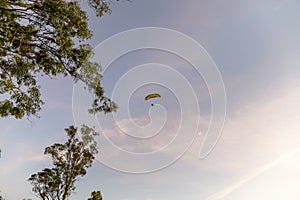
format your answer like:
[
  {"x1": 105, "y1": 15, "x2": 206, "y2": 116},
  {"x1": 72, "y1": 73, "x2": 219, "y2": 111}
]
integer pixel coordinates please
[
  {"x1": 0, "y1": 0, "x2": 120, "y2": 119},
  {"x1": 88, "y1": 191, "x2": 103, "y2": 200},
  {"x1": 28, "y1": 125, "x2": 100, "y2": 200}
]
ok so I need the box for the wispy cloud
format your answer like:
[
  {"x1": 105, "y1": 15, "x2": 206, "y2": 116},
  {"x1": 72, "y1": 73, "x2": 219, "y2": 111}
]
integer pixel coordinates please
[{"x1": 207, "y1": 147, "x2": 300, "y2": 200}]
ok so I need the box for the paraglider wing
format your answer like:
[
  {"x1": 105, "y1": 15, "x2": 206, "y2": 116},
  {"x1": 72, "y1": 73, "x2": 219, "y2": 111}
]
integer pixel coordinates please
[{"x1": 144, "y1": 93, "x2": 161, "y2": 100}]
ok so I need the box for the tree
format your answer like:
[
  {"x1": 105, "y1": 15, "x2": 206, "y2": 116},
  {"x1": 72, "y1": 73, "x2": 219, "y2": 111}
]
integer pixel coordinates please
[
  {"x1": 28, "y1": 125, "x2": 101, "y2": 200},
  {"x1": 0, "y1": 0, "x2": 120, "y2": 119},
  {"x1": 88, "y1": 191, "x2": 103, "y2": 200}
]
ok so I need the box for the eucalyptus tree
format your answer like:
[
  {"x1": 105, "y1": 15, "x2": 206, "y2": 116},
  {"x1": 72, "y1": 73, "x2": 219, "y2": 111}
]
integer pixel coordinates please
[
  {"x1": 28, "y1": 125, "x2": 101, "y2": 200},
  {"x1": 88, "y1": 191, "x2": 103, "y2": 200},
  {"x1": 0, "y1": 0, "x2": 120, "y2": 119}
]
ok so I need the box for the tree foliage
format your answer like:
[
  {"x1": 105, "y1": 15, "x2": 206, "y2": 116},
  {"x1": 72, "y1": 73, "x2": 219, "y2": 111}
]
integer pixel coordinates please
[
  {"x1": 88, "y1": 191, "x2": 103, "y2": 200},
  {"x1": 0, "y1": 0, "x2": 119, "y2": 119},
  {"x1": 28, "y1": 125, "x2": 101, "y2": 200}
]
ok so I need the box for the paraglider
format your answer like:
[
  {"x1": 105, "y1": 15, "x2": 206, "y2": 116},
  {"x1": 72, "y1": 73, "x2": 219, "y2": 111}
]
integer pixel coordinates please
[
  {"x1": 144, "y1": 93, "x2": 161, "y2": 106},
  {"x1": 144, "y1": 93, "x2": 161, "y2": 100}
]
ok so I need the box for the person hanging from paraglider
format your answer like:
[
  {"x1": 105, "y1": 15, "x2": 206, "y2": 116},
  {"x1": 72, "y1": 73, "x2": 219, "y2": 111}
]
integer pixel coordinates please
[{"x1": 144, "y1": 93, "x2": 161, "y2": 106}]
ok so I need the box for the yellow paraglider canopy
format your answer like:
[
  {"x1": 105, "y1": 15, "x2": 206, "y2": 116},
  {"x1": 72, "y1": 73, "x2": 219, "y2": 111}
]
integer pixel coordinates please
[{"x1": 144, "y1": 93, "x2": 161, "y2": 100}]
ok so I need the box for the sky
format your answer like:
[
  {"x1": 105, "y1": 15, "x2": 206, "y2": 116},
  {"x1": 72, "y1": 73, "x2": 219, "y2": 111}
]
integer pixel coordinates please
[{"x1": 1, "y1": 0, "x2": 300, "y2": 199}]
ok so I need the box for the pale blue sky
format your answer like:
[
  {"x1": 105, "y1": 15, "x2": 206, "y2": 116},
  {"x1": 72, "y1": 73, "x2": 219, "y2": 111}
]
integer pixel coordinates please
[{"x1": 1, "y1": 0, "x2": 300, "y2": 199}]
